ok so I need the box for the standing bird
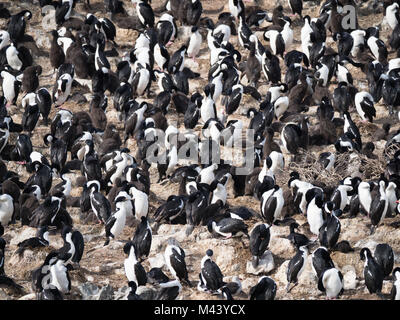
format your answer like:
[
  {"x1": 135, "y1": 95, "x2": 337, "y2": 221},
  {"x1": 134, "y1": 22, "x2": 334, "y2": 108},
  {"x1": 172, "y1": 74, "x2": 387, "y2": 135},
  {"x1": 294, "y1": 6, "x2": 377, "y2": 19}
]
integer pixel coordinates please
[
  {"x1": 187, "y1": 26, "x2": 202, "y2": 61},
  {"x1": 44, "y1": 134, "x2": 67, "y2": 172},
  {"x1": 238, "y1": 12, "x2": 253, "y2": 50},
  {"x1": 90, "y1": 183, "x2": 112, "y2": 224},
  {"x1": 55, "y1": 0, "x2": 73, "y2": 25},
  {"x1": 49, "y1": 257, "x2": 71, "y2": 295},
  {"x1": 129, "y1": 186, "x2": 149, "y2": 220},
  {"x1": 123, "y1": 241, "x2": 147, "y2": 287},
  {"x1": 31, "y1": 251, "x2": 58, "y2": 299},
  {"x1": 289, "y1": 0, "x2": 303, "y2": 19},
  {"x1": 156, "y1": 13, "x2": 177, "y2": 46},
  {"x1": 386, "y1": 2, "x2": 400, "y2": 30},
  {"x1": 164, "y1": 238, "x2": 191, "y2": 286},
  {"x1": 307, "y1": 194, "x2": 325, "y2": 238},
  {"x1": 21, "y1": 66, "x2": 42, "y2": 94},
  {"x1": 263, "y1": 29, "x2": 285, "y2": 58},
  {"x1": 262, "y1": 50, "x2": 281, "y2": 84},
  {"x1": 260, "y1": 185, "x2": 284, "y2": 225},
  {"x1": 318, "y1": 267, "x2": 344, "y2": 300},
  {"x1": 355, "y1": 91, "x2": 375, "y2": 123},
  {"x1": 318, "y1": 208, "x2": 341, "y2": 250},
  {"x1": 199, "y1": 249, "x2": 225, "y2": 293},
  {"x1": 200, "y1": 85, "x2": 217, "y2": 123},
  {"x1": 374, "y1": 243, "x2": 394, "y2": 279},
  {"x1": 53, "y1": 73, "x2": 73, "y2": 107},
  {"x1": 71, "y1": 229, "x2": 84, "y2": 267},
  {"x1": 343, "y1": 111, "x2": 362, "y2": 149},
  {"x1": 245, "y1": 40, "x2": 261, "y2": 87},
  {"x1": 330, "y1": 185, "x2": 352, "y2": 212},
  {"x1": 229, "y1": 0, "x2": 245, "y2": 19},
  {"x1": 36, "y1": 88, "x2": 52, "y2": 126},
  {"x1": 224, "y1": 84, "x2": 244, "y2": 115},
  {"x1": 104, "y1": 194, "x2": 132, "y2": 246},
  {"x1": 358, "y1": 181, "x2": 373, "y2": 216},
  {"x1": 7, "y1": 10, "x2": 32, "y2": 43},
  {"x1": 22, "y1": 100, "x2": 40, "y2": 137},
  {"x1": 50, "y1": 30, "x2": 65, "y2": 72},
  {"x1": 333, "y1": 82, "x2": 352, "y2": 118},
  {"x1": 360, "y1": 247, "x2": 384, "y2": 296},
  {"x1": 286, "y1": 245, "x2": 308, "y2": 292},
  {"x1": 370, "y1": 180, "x2": 388, "y2": 235},
  {"x1": 311, "y1": 247, "x2": 335, "y2": 280},
  {"x1": 168, "y1": 45, "x2": 187, "y2": 74},
  {"x1": 154, "y1": 40, "x2": 170, "y2": 71},
  {"x1": 135, "y1": 0, "x2": 155, "y2": 28},
  {"x1": 0, "y1": 69, "x2": 22, "y2": 107},
  {"x1": 132, "y1": 216, "x2": 152, "y2": 261},
  {"x1": 0, "y1": 121, "x2": 10, "y2": 155},
  {"x1": 94, "y1": 38, "x2": 110, "y2": 74}
]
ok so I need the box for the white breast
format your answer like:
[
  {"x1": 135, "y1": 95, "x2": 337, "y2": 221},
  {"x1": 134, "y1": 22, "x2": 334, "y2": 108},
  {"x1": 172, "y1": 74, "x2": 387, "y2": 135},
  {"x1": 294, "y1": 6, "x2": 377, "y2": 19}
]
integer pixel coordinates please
[
  {"x1": 154, "y1": 44, "x2": 166, "y2": 70},
  {"x1": 358, "y1": 183, "x2": 372, "y2": 213},
  {"x1": 50, "y1": 261, "x2": 69, "y2": 293},
  {"x1": 124, "y1": 256, "x2": 136, "y2": 282},
  {"x1": 307, "y1": 200, "x2": 324, "y2": 235},
  {"x1": 135, "y1": 69, "x2": 150, "y2": 96},
  {"x1": 187, "y1": 31, "x2": 202, "y2": 58},
  {"x1": 111, "y1": 208, "x2": 127, "y2": 238},
  {"x1": 367, "y1": 37, "x2": 380, "y2": 60},
  {"x1": 200, "y1": 97, "x2": 216, "y2": 123},
  {"x1": 6, "y1": 46, "x2": 22, "y2": 71},
  {"x1": 323, "y1": 268, "x2": 343, "y2": 298},
  {"x1": 211, "y1": 184, "x2": 227, "y2": 204},
  {"x1": 1, "y1": 73, "x2": 17, "y2": 102}
]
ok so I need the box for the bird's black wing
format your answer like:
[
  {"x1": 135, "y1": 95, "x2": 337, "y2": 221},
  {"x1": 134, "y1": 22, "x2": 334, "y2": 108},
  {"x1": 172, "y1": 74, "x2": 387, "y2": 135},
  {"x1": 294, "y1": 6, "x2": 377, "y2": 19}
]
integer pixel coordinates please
[
  {"x1": 55, "y1": 2, "x2": 70, "y2": 25},
  {"x1": 169, "y1": 51, "x2": 184, "y2": 74},
  {"x1": 57, "y1": 243, "x2": 72, "y2": 262},
  {"x1": 71, "y1": 231, "x2": 84, "y2": 263},
  {"x1": 360, "y1": 97, "x2": 376, "y2": 118},
  {"x1": 263, "y1": 196, "x2": 277, "y2": 225},
  {"x1": 249, "y1": 281, "x2": 265, "y2": 300},
  {"x1": 156, "y1": 286, "x2": 180, "y2": 300},
  {"x1": 390, "y1": 283, "x2": 397, "y2": 300},
  {"x1": 134, "y1": 262, "x2": 147, "y2": 286},
  {"x1": 202, "y1": 260, "x2": 224, "y2": 291},
  {"x1": 105, "y1": 216, "x2": 116, "y2": 237},
  {"x1": 170, "y1": 247, "x2": 188, "y2": 280},
  {"x1": 287, "y1": 252, "x2": 304, "y2": 282},
  {"x1": 317, "y1": 271, "x2": 326, "y2": 292}
]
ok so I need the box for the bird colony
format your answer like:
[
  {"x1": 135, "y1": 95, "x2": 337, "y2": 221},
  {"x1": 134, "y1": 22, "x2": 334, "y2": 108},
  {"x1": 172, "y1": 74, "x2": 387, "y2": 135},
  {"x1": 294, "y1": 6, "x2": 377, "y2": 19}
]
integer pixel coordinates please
[{"x1": 0, "y1": 0, "x2": 399, "y2": 300}]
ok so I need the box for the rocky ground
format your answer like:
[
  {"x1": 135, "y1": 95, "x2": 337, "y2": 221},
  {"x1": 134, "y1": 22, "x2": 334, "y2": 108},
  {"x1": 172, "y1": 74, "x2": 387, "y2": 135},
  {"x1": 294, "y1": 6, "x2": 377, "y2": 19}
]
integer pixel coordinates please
[{"x1": 1, "y1": 0, "x2": 400, "y2": 300}]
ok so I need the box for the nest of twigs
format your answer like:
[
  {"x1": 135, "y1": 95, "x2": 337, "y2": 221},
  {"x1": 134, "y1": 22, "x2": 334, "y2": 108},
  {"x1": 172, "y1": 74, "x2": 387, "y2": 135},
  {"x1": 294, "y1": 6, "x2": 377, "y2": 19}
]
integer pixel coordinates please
[{"x1": 275, "y1": 146, "x2": 392, "y2": 189}]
